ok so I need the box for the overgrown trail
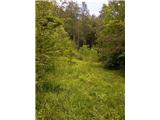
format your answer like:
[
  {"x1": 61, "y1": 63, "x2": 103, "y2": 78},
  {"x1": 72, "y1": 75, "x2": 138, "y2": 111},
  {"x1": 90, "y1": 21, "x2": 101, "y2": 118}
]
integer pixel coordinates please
[
  {"x1": 36, "y1": 1, "x2": 125, "y2": 119},
  {"x1": 37, "y1": 57, "x2": 125, "y2": 120}
]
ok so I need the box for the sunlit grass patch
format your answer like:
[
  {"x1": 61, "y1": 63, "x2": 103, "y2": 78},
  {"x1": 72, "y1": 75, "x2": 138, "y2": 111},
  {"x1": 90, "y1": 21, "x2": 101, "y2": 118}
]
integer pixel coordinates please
[{"x1": 36, "y1": 55, "x2": 124, "y2": 120}]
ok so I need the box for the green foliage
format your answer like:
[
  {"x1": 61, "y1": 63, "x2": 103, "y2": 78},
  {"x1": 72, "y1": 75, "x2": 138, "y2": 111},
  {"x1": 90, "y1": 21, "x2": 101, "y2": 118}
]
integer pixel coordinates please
[
  {"x1": 97, "y1": 1, "x2": 125, "y2": 71},
  {"x1": 79, "y1": 45, "x2": 98, "y2": 61},
  {"x1": 36, "y1": 1, "x2": 75, "y2": 87},
  {"x1": 36, "y1": 1, "x2": 125, "y2": 120},
  {"x1": 36, "y1": 56, "x2": 125, "y2": 120},
  {"x1": 58, "y1": 1, "x2": 97, "y2": 48}
]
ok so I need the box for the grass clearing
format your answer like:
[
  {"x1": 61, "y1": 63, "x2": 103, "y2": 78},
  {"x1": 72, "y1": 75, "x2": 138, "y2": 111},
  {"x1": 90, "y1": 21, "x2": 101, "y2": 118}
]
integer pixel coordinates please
[{"x1": 36, "y1": 57, "x2": 125, "y2": 120}]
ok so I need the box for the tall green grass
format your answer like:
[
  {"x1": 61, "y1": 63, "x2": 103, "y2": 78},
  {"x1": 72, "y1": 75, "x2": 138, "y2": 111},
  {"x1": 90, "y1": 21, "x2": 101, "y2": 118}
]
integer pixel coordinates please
[{"x1": 36, "y1": 48, "x2": 124, "y2": 120}]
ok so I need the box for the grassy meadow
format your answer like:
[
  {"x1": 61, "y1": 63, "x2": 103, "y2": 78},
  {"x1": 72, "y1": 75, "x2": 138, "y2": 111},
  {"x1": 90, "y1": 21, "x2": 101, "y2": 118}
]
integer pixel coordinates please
[
  {"x1": 36, "y1": 1, "x2": 125, "y2": 119},
  {"x1": 36, "y1": 50, "x2": 124, "y2": 120}
]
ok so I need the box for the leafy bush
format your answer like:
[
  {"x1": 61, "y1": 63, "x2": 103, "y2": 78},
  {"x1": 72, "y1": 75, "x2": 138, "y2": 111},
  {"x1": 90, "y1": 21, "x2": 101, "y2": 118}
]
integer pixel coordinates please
[
  {"x1": 96, "y1": 1, "x2": 125, "y2": 71},
  {"x1": 36, "y1": 1, "x2": 75, "y2": 83},
  {"x1": 79, "y1": 45, "x2": 98, "y2": 61}
]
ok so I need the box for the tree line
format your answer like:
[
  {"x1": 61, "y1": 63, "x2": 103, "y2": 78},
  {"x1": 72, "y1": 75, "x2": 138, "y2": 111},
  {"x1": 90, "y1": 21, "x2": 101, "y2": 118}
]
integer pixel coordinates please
[{"x1": 36, "y1": 0, "x2": 125, "y2": 83}]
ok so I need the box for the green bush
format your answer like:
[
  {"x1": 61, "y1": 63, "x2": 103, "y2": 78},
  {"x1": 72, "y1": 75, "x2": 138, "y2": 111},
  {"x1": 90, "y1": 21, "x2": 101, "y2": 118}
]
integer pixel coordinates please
[
  {"x1": 96, "y1": 1, "x2": 125, "y2": 71},
  {"x1": 79, "y1": 45, "x2": 98, "y2": 61},
  {"x1": 36, "y1": 1, "x2": 75, "y2": 83}
]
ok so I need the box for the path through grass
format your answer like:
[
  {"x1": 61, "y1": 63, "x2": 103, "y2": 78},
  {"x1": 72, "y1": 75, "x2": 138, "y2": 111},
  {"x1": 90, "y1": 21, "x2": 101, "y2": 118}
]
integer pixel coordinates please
[{"x1": 36, "y1": 57, "x2": 125, "y2": 120}]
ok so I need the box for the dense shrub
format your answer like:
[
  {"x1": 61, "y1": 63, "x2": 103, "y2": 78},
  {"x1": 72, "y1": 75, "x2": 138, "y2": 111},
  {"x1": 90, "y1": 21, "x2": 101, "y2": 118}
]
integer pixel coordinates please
[
  {"x1": 36, "y1": 1, "x2": 75, "y2": 87},
  {"x1": 96, "y1": 1, "x2": 125, "y2": 71},
  {"x1": 79, "y1": 45, "x2": 98, "y2": 61}
]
